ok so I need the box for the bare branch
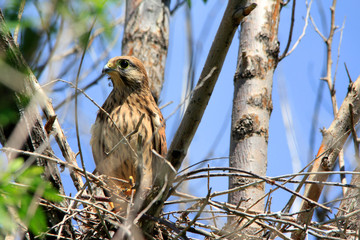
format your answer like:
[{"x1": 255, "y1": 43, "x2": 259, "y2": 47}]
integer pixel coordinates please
[
  {"x1": 279, "y1": 0, "x2": 296, "y2": 60},
  {"x1": 13, "y1": 0, "x2": 26, "y2": 44},
  {"x1": 168, "y1": 2, "x2": 257, "y2": 171},
  {"x1": 293, "y1": 75, "x2": 360, "y2": 239},
  {"x1": 281, "y1": 0, "x2": 313, "y2": 58}
]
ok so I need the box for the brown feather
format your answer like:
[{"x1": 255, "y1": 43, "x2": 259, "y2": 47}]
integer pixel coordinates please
[{"x1": 91, "y1": 56, "x2": 167, "y2": 198}]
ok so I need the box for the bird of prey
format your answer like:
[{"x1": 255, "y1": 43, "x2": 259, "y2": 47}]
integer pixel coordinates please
[{"x1": 91, "y1": 56, "x2": 167, "y2": 201}]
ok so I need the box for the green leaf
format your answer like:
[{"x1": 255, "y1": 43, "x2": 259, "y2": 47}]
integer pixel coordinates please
[
  {"x1": 43, "y1": 186, "x2": 63, "y2": 202},
  {"x1": 0, "y1": 157, "x2": 62, "y2": 235},
  {"x1": 79, "y1": 30, "x2": 92, "y2": 49},
  {"x1": 28, "y1": 206, "x2": 47, "y2": 235},
  {"x1": 8, "y1": 158, "x2": 23, "y2": 173},
  {"x1": 187, "y1": 0, "x2": 191, "y2": 8},
  {"x1": 0, "y1": 199, "x2": 15, "y2": 233},
  {"x1": 19, "y1": 27, "x2": 42, "y2": 63}
]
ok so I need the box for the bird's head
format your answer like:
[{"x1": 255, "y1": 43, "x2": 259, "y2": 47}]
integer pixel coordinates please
[{"x1": 102, "y1": 56, "x2": 149, "y2": 92}]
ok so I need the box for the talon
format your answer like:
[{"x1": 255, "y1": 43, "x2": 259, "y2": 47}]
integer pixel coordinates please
[
  {"x1": 120, "y1": 176, "x2": 136, "y2": 196},
  {"x1": 109, "y1": 202, "x2": 123, "y2": 213},
  {"x1": 109, "y1": 201, "x2": 116, "y2": 212},
  {"x1": 123, "y1": 187, "x2": 136, "y2": 196},
  {"x1": 129, "y1": 176, "x2": 135, "y2": 187}
]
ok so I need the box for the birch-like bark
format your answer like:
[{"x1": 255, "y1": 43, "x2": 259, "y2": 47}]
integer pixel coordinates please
[
  {"x1": 228, "y1": 0, "x2": 280, "y2": 230},
  {"x1": 141, "y1": 1, "x2": 257, "y2": 235},
  {"x1": 122, "y1": 0, "x2": 170, "y2": 103},
  {"x1": 168, "y1": 1, "x2": 257, "y2": 172}
]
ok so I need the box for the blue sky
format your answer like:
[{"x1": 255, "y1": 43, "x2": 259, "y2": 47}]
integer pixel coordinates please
[
  {"x1": 2, "y1": 0, "x2": 360, "y2": 237},
  {"x1": 162, "y1": 0, "x2": 360, "y2": 231},
  {"x1": 53, "y1": 0, "x2": 360, "y2": 234}
]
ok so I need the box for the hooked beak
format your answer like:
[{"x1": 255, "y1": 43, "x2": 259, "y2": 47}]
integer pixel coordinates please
[{"x1": 102, "y1": 64, "x2": 116, "y2": 74}]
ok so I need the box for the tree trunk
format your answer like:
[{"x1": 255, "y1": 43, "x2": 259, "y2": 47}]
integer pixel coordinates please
[
  {"x1": 119, "y1": 1, "x2": 170, "y2": 237},
  {"x1": 122, "y1": 0, "x2": 170, "y2": 103},
  {"x1": 137, "y1": 1, "x2": 257, "y2": 236},
  {"x1": 0, "y1": 10, "x2": 72, "y2": 238},
  {"x1": 228, "y1": 0, "x2": 280, "y2": 234}
]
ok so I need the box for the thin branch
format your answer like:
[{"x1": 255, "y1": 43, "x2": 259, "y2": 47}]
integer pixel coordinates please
[
  {"x1": 167, "y1": 2, "x2": 257, "y2": 171},
  {"x1": 281, "y1": 0, "x2": 313, "y2": 58},
  {"x1": 170, "y1": 0, "x2": 187, "y2": 15},
  {"x1": 13, "y1": 0, "x2": 26, "y2": 44},
  {"x1": 173, "y1": 189, "x2": 211, "y2": 239},
  {"x1": 133, "y1": 175, "x2": 168, "y2": 224},
  {"x1": 344, "y1": 63, "x2": 352, "y2": 84},
  {"x1": 74, "y1": 20, "x2": 96, "y2": 192},
  {"x1": 0, "y1": 147, "x2": 105, "y2": 185},
  {"x1": 177, "y1": 171, "x2": 359, "y2": 189},
  {"x1": 324, "y1": 0, "x2": 339, "y2": 116},
  {"x1": 176, "y1": 167, "x2": 332, "y2": 212},
  {"x1": 279, "y1": 0, "x2": 296, "y2": 60},
  {"x1": 310, "y1": 15, "x2": 327, "y2": 41},
  {"x1": 52, "y1": 75, "x2": 102, "y2": 111},
  {"x1": 51, "y1": 17, "x2": 124, "y2": 62},
  {"x1": 207, "y1": 164, "x2": 218, "y2": 229},
  {"x1": 106, "y1": 114, "x2": 145, "y2": 156},
  {"x1": 333, "y1": 17, "x2": 345, "y2": 90},
  {"x1": 293, "y1": 75, "x2": 360, "y2": 239},
  {"x1": 53, "y1": 78, "x2": 138, "y2": 157},
  {"x1": 0, "y1": 9, "x2": 84, "y2": 192}
]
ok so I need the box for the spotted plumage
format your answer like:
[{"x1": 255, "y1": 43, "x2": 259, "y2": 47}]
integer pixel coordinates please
[{"x1": 91, "y1": 56, "x2": 167, "y2": 197}]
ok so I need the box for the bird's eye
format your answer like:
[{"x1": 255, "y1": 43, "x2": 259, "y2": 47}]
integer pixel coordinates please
[{"x1": 119, "y1": 60, "x2": 129, "y2": 69}]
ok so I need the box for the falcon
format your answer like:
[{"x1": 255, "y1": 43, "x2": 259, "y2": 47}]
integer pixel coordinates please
[{"x1": 91, "y1": 56, "x2": 167, "y2": 200}]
